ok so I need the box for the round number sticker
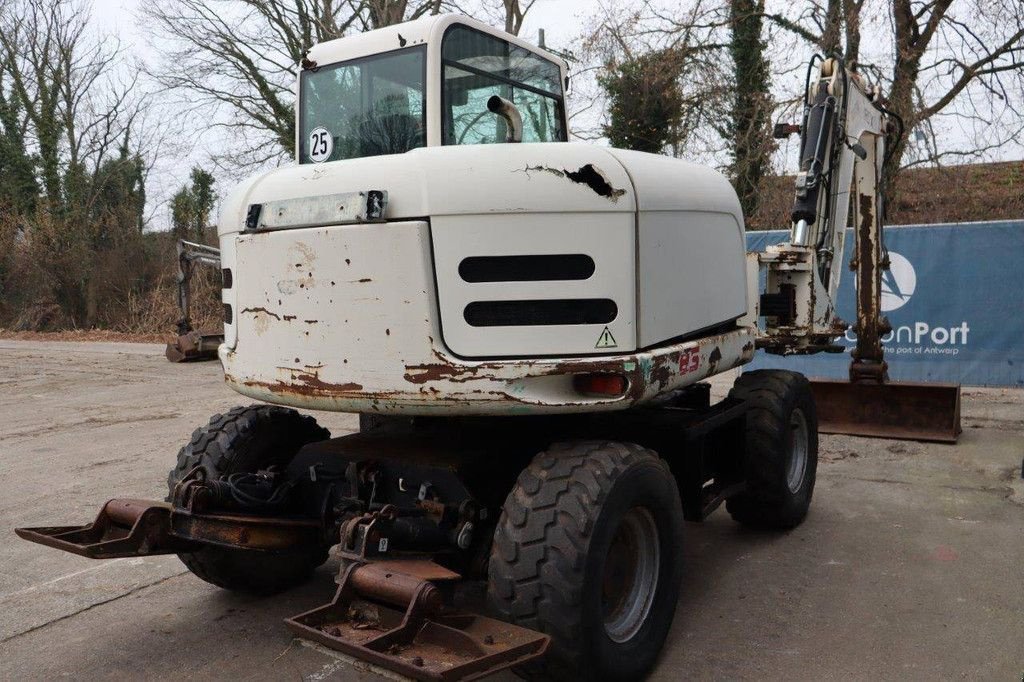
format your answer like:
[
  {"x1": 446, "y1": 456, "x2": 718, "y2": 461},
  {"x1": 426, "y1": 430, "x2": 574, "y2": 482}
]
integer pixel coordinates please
[{"x1": 308, "y1": 127, "x2": 333, "y2": 163}]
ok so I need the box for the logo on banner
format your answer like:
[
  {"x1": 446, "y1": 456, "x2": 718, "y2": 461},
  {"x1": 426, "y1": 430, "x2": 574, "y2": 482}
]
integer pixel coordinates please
[
  {"x1": 880, "y1": 251, "x2": 916, "y2": 311},
  {"x1": 845, "y1": 247, "x2": 969, "y2": 354}
]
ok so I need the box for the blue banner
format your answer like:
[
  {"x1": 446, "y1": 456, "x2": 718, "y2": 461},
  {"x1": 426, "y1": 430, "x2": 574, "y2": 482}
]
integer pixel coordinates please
[{"x1": 745, "y1": 220, "x2": 1024, "y2": 387}]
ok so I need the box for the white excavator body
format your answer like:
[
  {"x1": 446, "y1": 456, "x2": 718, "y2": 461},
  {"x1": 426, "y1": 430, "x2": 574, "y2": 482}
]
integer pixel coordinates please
[{"x1": 217, "y1": 15, "x2": 755, "y2": 414}]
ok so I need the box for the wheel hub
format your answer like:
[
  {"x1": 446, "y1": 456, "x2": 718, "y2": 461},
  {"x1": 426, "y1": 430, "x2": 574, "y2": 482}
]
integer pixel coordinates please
[
  {"x1": 601, "y1": 506, "x2": 660, "y2": 643},
  {"x1": 787, "y1": 408, "x2": 809, "y2": 493}
]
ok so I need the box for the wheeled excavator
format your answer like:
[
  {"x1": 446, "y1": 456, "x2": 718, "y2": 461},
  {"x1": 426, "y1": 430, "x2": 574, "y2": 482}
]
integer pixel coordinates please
[{"x1": 17, "y1": 14, "x2": 960, "y2": 681}]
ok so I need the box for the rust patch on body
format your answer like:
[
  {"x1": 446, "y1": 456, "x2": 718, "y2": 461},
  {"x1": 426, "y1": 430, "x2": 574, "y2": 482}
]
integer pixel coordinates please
[
  {"x1": 241, "y1": 306, "x2": 280, "y2": 335},
  {"x1": 284, "y1": 366, "x2": 362, "y2": 393},
  {"x1": 292, "y1": 241, "x2": 317, "y2": 264},
  {"x1": 707, "y1": 347, "x2": 723, "y2": 374},
  {"x1": 403, "y1": 363, "x2": 482, "y2": 384},
  {"x1": 649, "y1": 357, "x2": 672, "y2": 390},
  {"x1": 242, "y1": 365, "x2": 365, "y2": 399},
  {"x1": 241, "y1": 306, "x2": 280, "y2": 320}
]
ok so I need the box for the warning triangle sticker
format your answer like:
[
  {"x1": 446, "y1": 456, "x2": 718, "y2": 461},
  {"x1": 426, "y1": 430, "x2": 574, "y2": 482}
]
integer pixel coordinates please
[{"x1": 595, "y1": 326, "x2": 617, "y2": 349}]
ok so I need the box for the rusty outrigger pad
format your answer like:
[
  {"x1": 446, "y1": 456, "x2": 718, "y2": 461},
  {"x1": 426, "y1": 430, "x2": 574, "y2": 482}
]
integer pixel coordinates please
[
  {"x1": 166, "y1": 330, "x2": 224, "y2": 362},
  {"x1": 286, "y1": 561, "x2": 549, "y2": 681},
  {"x1": 809, "y1": 379, "x2": 962, "y2": 443},
  {"x1": 16, "y1": 498, "x2": 324, "y2": 558},
  {"x1": 14, "y1": 499, "x2": 195, "y2": 559}
]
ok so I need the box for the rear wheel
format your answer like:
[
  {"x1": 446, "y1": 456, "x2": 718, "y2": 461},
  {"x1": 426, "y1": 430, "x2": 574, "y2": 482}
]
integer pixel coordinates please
[
  {"x1": 726, "y1": 370, "x2": 818, "y2": 529},
  {"x1": 488, "y1": 441, "x2": 684, "y2": 681},
  {"x1": 168, "y1": 405, "x2": 331, "y2": 594}
]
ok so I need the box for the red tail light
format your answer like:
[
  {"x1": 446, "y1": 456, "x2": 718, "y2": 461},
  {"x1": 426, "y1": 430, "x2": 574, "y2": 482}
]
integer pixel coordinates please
[{"x1": 573, "y1": 373, "x2": 628, "y2": 397}]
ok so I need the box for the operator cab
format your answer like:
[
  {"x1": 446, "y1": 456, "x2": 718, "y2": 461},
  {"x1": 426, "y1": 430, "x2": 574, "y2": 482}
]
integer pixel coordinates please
[{"x1": 296, "y1": 16, "x2": 569, "y2": 164}]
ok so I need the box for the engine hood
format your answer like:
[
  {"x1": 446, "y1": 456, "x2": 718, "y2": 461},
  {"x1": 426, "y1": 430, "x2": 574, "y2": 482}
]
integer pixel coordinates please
[{"x1": 218, "y1": 142, "x2": 652, "y2": 237}]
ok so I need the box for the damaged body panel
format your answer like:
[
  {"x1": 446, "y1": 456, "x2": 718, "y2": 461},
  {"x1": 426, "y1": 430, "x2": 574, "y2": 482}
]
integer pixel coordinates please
[
  {"x1": 219, "y1": 140, "x2": 751, "y2": 415},
  {"x1": 221, "y1": 212, "x2": 753, "y2": 413}
]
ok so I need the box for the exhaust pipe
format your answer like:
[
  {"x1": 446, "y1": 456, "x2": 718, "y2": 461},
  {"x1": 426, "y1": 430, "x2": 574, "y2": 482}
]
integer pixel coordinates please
[{"x1": 487, "y1": 95, "x2": 522, "y2": 143}]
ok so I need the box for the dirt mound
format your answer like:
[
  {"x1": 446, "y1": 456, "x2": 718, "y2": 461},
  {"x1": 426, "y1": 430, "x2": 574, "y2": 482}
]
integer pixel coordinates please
[{"x1": 749, "y1": 160, "x2": 1024, "y2": 230}]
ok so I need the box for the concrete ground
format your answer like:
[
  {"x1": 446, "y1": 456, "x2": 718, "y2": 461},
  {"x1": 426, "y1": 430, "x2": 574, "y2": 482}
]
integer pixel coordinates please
[{"x1": 1, "y1": 339, "x2": 1021, "y2": 680}]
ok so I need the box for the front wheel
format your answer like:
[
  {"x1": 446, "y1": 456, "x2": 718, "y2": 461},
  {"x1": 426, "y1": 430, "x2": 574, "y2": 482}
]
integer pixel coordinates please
[
  {"x1": 726, "y1": 369, "x2": 819, "y2": 529},
  {"x1": 488, "y1": 441, "x2": 684, "y2": 681}
]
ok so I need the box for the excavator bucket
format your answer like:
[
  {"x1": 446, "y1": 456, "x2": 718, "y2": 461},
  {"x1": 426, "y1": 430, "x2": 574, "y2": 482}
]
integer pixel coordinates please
[
  {"x1": 165, "y1": 330, "x2": 223, "y2": 362},
  {"x1": 166, "y1": 239, "x2": 223, "y2": 362},
  {"x1": 809, "y1": 379, "x2": 962, "y2": 443}
]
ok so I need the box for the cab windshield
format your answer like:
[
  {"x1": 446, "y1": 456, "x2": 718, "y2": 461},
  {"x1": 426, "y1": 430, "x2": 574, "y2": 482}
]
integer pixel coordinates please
[{"x1": 299, "y1": 46, "x2": 426, "y2": 164}]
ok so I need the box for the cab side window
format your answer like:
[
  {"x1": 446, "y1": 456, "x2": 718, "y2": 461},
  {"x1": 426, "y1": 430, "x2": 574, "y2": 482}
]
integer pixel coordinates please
[{"x1": 442, "y1": 26, "x2": 566, "y2": 146}]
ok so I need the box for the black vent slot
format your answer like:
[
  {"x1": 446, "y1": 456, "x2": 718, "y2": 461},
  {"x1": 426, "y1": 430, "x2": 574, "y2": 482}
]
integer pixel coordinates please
[
  {"x1": 222, "y1": 268, "x2": 233, "y2": 289},
  {"x1": 459, "y1": 254, "x2": 595, "y2": 283},
  {"x1": 223, "y1": 303, "x2": 233, "y2": 325},
  {"x1": 760, "y1": 283, "x2": 796, "y2": 323},
  {"x1": 464, "y1": 299, "x2": 617, "y2": 327}
]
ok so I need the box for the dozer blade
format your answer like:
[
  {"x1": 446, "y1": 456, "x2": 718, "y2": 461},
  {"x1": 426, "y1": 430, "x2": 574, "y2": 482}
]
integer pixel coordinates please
[
  {"x1": 809, "y1": 379, "x2": 962, "y2": 443},
  {"x1": 287, "y1": 560, "x2": 549, "y2": 682},
  {"x1": 165, "y1": 330, "x2": 223, "y2": 362},
  {"x1": 15, "y1": 499, "x2": 196, "y2": 559}
]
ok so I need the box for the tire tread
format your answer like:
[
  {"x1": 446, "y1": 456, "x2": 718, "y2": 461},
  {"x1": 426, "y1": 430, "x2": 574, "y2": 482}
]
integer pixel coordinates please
[
  {"x1": 726, "y1": 370, "x2": 818, "y2": 529},
  {"x1": 488, "y1": 441, "x2": 668, "y2": 680}
]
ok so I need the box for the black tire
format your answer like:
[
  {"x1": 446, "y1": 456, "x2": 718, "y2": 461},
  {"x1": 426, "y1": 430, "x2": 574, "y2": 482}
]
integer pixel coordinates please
[
  {"x1": 726, "y1": 369, "x2": 818, "y2": 530},
  {"x1": 488, "y1": 441, "x2": 684, "y2": 681},
  {"x1": 168, "y1": 405, "x2": 331, "y2": 594}
]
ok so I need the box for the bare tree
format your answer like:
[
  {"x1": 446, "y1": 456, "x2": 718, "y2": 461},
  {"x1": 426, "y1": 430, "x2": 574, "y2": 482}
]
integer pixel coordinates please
[
  {"x1": 727, "y1": 0, "x2": 775, "y2": 218},
  {"x1": 472, "y1": 0, "x2": 537, "y2": 36},
  {"x1": 359, "y1": 0, "x2": 445, "y2": 30},
  {"x1": 0, "y1": 0, "x2": 150, "y2": 214},
  {"x1": 0, "y1": 0, "x2": 157, "y2": 328},
  {"x1": 441, "y1": 0, "x2": 536, "y2": 36},
  {"x1": 500, "y1": 0, "x2": 535, "y2": 36},
  {"x1": 759, "y1": 0, "x2": 861, "y2": 59},
  {"x1": 575, "y1": 1, "x2": 730, "y2": 157},
  {"x1": 764, "y1": 0, "x2": 1024, "y2": 201},
  {"x1": 143, "y1": 0, "x2": 455, "y2": 169}
]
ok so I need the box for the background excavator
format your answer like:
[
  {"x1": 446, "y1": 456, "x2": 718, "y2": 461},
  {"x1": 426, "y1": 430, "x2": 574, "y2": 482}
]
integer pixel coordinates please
[{"x1": 164, "y1": 239, "x2": 224, "y2": 362}]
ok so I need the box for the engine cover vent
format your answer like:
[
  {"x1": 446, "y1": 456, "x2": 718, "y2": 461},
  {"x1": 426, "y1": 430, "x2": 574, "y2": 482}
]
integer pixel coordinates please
[
  {"x1": 431, "y1": 211, "x2": 636, "y2": 357},
  {"x1": 464, "y1": 299, "x2": 617, "y2": 327},
  {"x1": 458, "y1": 254, "x2": 595, "y2": 283}
]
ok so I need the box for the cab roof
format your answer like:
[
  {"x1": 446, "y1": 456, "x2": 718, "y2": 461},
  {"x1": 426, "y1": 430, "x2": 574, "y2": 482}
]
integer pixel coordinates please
[{"x1": 303, "y1": 14, "x2": 568, "y2": 74}]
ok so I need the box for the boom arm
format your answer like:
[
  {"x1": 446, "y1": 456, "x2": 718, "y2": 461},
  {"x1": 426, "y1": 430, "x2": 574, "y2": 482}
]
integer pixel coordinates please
[
  {"x1": 174, "y1": 239, "x2": 221, "y2": 337},
  {"x1": 165, "y1": 239, "x2": 224, "y2": 363},
  {"x1": 755, "y1": 57, "x2": 890, "y2": 361}
]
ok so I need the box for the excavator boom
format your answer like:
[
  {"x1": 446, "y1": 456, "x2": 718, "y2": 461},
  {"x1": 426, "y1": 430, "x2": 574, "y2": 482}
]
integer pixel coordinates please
[{"x1": 756, "y1": 57, "x2": 961, "y2": 441}]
